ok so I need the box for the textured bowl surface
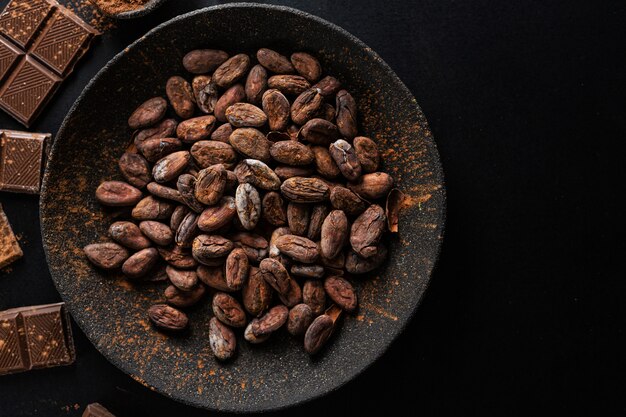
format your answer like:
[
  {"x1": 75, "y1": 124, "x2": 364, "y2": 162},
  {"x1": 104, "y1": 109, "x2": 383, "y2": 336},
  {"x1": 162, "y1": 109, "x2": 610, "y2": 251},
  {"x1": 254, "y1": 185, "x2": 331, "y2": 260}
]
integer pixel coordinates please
[{"x1": 40, "y1": 3, "x2": 445, "y2": 412}]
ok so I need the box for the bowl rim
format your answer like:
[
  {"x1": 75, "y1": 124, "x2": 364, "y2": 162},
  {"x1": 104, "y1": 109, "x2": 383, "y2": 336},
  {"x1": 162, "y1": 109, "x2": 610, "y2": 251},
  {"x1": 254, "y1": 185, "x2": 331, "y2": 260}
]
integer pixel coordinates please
[{"x1": 41, "y1": 2, "x2": 447, "y2": 412}]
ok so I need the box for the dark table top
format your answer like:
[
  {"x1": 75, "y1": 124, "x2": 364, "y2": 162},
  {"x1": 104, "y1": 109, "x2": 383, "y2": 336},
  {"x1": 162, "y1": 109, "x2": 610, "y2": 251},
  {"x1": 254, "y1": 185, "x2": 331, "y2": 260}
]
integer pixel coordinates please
[{"x1": 0, "y1": 0, "x2": 623, "y2": 416}]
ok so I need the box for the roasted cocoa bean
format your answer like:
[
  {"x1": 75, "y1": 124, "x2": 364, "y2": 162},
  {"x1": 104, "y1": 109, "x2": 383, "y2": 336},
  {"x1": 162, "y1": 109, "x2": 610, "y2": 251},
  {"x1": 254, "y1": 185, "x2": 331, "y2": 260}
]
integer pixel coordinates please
[
  {"x1": 139, "y1": 220, "x2": 174, "y2": 246},
  {"x1": 192, "y1": 235, "x2": 233, "y2": 263},
  {"x1": 269, "y1": 227, "x2": 291, "y2": 258},
  {"x1": 128, "y1": 97, "x2": 167, "y2": 129},
  {"x1": 348, "y1": 172, "x2": 394, "y2": 200},
  {"x1": 344, "y1": 244, "x2": 388, "y2": 274},
  {"x1": 353, "y1": 136, "x2": 380, "y2": 173},
  {"x1": 132, "y1": 196, "x2": 175, "y2": 220},
  {"x1": 212, "y1": 292, "x2": 247, "y2": 328},
  {"x1": 320, "y1": 210, "x2": 348, "y2": 259},
  {"x1": 165, "y1": 265, "x2": 198, "y2": 292},
  {"x1": 166, "y1": 76, "x2": 195, "y2": 119},
  {"x1": 278, "y1": 277, "x2": 303, "y2": 307},
  {"x1": 304, "y1": 314, "x2": 334, "y2": 354},
  {"x1": 329, "y1": 186, "x2": 369, "y2": 216},
  {"x1": 350, "y1": 204, "x2": 386, "y2": 258},
  {"x1": 170, "y1": 205, "x2": 189, "y2": 231},
  {"x1": 182, "y1": 49, "x2": 229, "y2": 74},
  {"x1": 287, "y1": 303, "x2": 314, "y2": 336},
  {"x1": 242, "y1": 267, "x2": 273, "y2": 316},
  {"x1": 313, "y1": 75, "x2": 342, "y2": 97},
  {"x1": 192, "y1": 75, "x2": 219, "y2": 114},
  {"x1": 134, "y1": 118, "x2": 177, "y2": 145},
  {"x1": 274, "y1": 165, "x2": 314, "y2": 180},
  {"x1": 96, "y1": 181, "x2": 142, "y2": 206},
  {"x1": 229, "y1": 128, "x2": 272, "y2": 162},
  {"x1": 262, "y1": 89, "x2": 290, "y2": 131},
  {"x1": 259, "y1": 258, "x2": 291, "y2": 295},
  {"x1": 234, "y1": 159, "x2": 281, "y2": 190},
  {"x1": 148, "y1": 304, "x2": 188, "y2": 331},
  {"x1": 175, "y1": 212, "x2": 198, "y2": 247},
  {"x1": 165, "y1": 284, "x2": 205, "y2": 308},
  {"x1": 119, "y1": 152, "x2": 151, "y2": 189},
  {"x1": 197, "y1": 265, "x2": 231, "y2": 291},
  {"x1": 307, "y1": 204, "x2": 329, "y2": 240},
  {"x1": 312, "y1": 146, "x2": 341, "y2": 179},
  {"x1": 158, "y1": 245, "x2": 198, "y2": 269},
  {"x1": 291, "y1": 88, "x2": 324, "y2": 125},
  {"x1": 290, "y1": 52, "x2": 322, "y2": 82},
  {"x1": 214, "y1": 84, "x2": 245, "y2": 122},
  {"x1": 198, "y1": 196, "x2": 236, "y2": 232},
  {"x1": 274, "y1": 234, "x2": 319, "y2": 263},
  {"x1": 190, "y1": 140, "x2": 238, "y2": 169},
  {"x1": 225, "y1": 247, "x2": 249, "y2": 290},
  {"x1": 152, "y1": 151, "x2": 190, "y2": 183},
  {"x1": 122, "y1": 247, "x2": 159, "y2": 279},
  {"x1": 109, "y1": 221, "x2": 151, "y2": 250},
  {"x1": 262, "y1": 191, "x2": 287, "y2": 226},
  {"x1": 84, "y1": 242, "x2": 129, "y2": 269},
  {"x1": 280, "y1": 177, "x2": 329, "y2": 203},
  {"x1": 213, "y1": 54, "x2": 251, "y2": 88},
  {"x1": 251, "y1": 305, "x2": 289, "y2": 336},
  {"x1": 303, "y1": 279, "x2": 326, "y2": 315},
  {"x1": 176, "y1": 115, "x2": 216, "y2": 143},
  {"x1": 137, "y1": 137, "x2": 182, "y2": 163},
  {"x1": 267, "y1": 75, "x2": 310, "y2": 95},
  {"x1": 194, "y1": 164, "x2": 227, "y2": 205},
  {"x1": 245, "y1": 64, "x2": 268, "y2": 104},
  {"x1": 209, "y1": 317, "x2": 236, "y2": 360},
  {"x1": 211, "y1": 123, "x2": 233, "y2": 143},
  {"x1": 257, "y1": 48, "x2": 295, "y2": 74},
  {"x1": 176, "y1": 174, "x2": 205, "y2": 213},
  {"x1": 235, "y1": 183, "x2": 261, "y2": 231},
  {"x1": 270, "y1": 141, "x2": 314, "y2": 166},
  {"x1": 298, "y1": 118, "x2": 340, "y2": 145},
  {"x1": 287, "y1": 202, "x2": 310, "y2": 236},
  {"x1": 244, "y1": 321, "x2": 270, "y2": 344},
  {"x1": 386, "y1": 189, "x2": 404, "y2": 233},
  {"x1": 291, "y1": 264, "x2": 325, "y2": 279},
  {"x1": 324, "y1": 276, "x2": 357, "y2": 312},
  {"x1": 230, "y1": 232, "x2": 269, "y2": 262},
  {"x1": 226, "y1": 103, "x2": 267, "y2": 128},
  {"x1": 146, "y1": 182, "x2": 183, "y2": 203},
  {"x1": 329, "y1": 139, "x2": 362, "y2": 181}
]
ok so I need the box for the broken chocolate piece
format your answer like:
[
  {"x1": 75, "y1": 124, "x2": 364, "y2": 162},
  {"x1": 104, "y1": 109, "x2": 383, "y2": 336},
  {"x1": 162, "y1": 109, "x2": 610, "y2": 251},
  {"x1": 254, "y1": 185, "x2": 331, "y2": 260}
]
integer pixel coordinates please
[
  {"x1": 0, "y1": 302, "x2": 75, "y2": 376},
  {"x1": 82, "y1": 403, "x2": 116, "y2": 417},
  {"x1": 0, "y1": 203, "x2": 23, "y2": 269},
  {"x1": 0, "y1": 129, "x2": 50, "y2": 194}
]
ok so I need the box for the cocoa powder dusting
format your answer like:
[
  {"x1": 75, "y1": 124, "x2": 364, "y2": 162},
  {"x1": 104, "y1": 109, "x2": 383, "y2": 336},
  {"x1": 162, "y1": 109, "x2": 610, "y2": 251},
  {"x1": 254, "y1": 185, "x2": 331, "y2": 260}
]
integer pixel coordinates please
[{"x1": 91, "y1": 0, "x2": 150, "y2": 15}]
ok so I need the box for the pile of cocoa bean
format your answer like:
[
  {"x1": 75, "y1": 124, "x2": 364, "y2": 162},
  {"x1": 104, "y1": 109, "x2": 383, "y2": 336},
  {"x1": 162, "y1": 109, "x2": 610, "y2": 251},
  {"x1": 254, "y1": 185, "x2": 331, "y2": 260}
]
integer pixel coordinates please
[{"x1": 83, "y1": 48, "x2": 404, "y2": 360}]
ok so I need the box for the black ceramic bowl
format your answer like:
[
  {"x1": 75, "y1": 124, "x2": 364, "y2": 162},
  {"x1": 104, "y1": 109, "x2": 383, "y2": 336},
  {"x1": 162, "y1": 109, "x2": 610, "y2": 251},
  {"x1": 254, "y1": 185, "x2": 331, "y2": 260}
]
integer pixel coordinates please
[{"x1": 40, "y1": 3, "x2": 445, "y2": 412}]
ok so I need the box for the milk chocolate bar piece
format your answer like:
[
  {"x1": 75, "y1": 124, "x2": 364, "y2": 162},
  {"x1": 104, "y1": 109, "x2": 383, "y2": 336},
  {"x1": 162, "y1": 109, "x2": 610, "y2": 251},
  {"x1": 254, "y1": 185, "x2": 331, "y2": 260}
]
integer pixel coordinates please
[
  {"x1": 30, "y1": 5, "x2": 98, "y2": 77},
  {"x1": 0, "y1": 55, "x2": 61, "y2": 127},
  {"x1": 82, "y1": 403, "x2": 116, "y2": 417},
  {"x1": 0, "y1": 203, "x2": 23, "y2": 269},
  {"x1": 0, "y1": 36, "x2": 23, "y2": 83},
  {"x1": 0, "y1": 129, "x2": 50, "y2": 194},
  {"x1": 0, "y1": 0, "x2": 55, "y2": 49},
  {"x1": 0, "y1": 302, "x2": 75, "y2": 376}
]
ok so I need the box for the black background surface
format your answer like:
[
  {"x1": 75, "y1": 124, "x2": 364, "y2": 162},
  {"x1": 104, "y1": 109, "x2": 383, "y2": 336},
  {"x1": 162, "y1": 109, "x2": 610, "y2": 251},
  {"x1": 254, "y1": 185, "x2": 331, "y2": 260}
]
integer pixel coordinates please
[{"x1": 0, "y1": 0, "x2": 623, "y2": 415}]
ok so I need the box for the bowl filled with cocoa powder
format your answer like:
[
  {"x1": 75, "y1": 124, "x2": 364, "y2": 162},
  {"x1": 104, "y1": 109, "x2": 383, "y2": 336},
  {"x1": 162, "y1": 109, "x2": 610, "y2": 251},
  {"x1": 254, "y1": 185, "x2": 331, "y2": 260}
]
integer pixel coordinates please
[
  {"x1": 90, "y1": 0, "x2": 168, "y2": 18},
  {"x1": 40, "y1": 3, "x2": 445, "y2": 412}
]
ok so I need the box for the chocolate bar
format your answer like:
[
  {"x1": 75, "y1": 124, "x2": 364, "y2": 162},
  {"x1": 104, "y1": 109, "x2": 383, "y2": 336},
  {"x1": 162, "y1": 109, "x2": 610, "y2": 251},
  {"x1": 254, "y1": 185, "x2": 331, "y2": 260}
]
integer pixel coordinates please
[
  {"x1": 0, "y1": 203, "x2": 23, "y2": 269},
  {"x1": 82, "y1": 403, "x2": 116, "y2": 417},
  {"x1": 0, "y1": 0, "x2": 98, "y2": 127},
  {"x1": 0, "y1": 129, "x2": 50, "y2": 194},
  {"x1": 0, "y1": 302, "x2": 75, "y2": 376}
]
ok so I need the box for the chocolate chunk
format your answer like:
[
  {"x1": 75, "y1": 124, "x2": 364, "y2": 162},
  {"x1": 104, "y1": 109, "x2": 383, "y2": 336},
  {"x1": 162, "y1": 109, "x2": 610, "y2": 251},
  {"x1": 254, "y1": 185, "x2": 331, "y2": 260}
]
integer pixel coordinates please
[
  {"x1": 0, "y1": 0, "x2": 99, "y2": 126},
  {"x1": 0, "y1": 203, "x2": 23, "y2": 269},
  {"x1": 0, "y1": 129, "x2": 50, "y2": 194},
  {"x1": 0, "y1": 302, "x2": 75, "y2": 376}
]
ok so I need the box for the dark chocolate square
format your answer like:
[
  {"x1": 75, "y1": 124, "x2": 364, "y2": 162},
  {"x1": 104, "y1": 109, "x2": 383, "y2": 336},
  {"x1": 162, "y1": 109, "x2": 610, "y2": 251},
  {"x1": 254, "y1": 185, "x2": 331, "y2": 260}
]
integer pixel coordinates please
[
  {"x1": 30, "y1": 7, "x2": 97, "y2": 77},
  {"x1": 21, "y1": 304, "x2": 75, "y2": 368},
  {"x1": 0, "y1": 129, "x2": 50, "y2": 194},
  {"x1": 0, "y1": 312, "x2": 29, "y2": 375},
  {"x1": 0, "y1": 35, "x2": 24, "y2": 83},
  {"x1": 0, "y1": 55, "x2": 61, "y2": 127},
  {"x1": 0, "y1": 0, "x2": 56, "y2": 49}
]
